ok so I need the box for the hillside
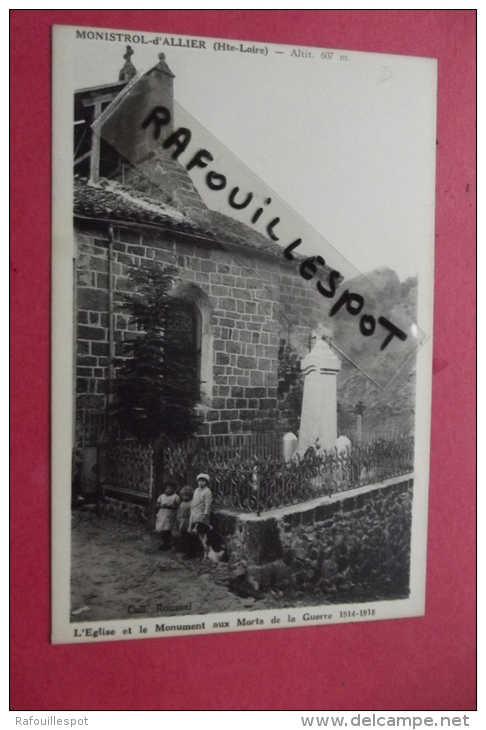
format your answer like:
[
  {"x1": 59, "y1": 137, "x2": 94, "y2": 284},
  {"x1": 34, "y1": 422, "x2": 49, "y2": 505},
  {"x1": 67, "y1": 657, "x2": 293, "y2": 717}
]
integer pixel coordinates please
[{"x1": 335, "y1": 269, "x2": 418, "y2": 441}]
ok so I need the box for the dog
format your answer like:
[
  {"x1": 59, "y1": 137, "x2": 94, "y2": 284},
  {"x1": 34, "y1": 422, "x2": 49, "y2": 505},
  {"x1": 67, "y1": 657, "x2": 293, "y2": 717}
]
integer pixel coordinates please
[{"x1": 193, "y1": 522, "x2": 227, "y2": 562}]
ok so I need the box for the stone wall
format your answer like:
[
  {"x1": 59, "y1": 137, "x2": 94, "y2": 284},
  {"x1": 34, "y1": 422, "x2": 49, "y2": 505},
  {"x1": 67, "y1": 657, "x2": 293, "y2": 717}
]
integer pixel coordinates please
[
  {"x1": 75, "y1": 221, "x2": 330, "y2": 434},
  {"x1": 212, "y1": 477, "x2": 413, "y2": 603}
]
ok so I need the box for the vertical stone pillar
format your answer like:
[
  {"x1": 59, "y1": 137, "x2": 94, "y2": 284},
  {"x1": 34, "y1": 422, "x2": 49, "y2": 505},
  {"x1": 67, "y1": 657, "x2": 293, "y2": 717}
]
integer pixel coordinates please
[
  {"x1": 282, "y1": 432, "x2": 298, "y2": 461},
  {"x1": 298, "y1": 325, "x2": 341, "y2": 453}
]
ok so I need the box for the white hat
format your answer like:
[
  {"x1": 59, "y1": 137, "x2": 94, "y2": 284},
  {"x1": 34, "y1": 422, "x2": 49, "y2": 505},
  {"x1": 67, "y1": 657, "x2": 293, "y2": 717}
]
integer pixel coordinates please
[{"x1": 196, "y1": 473, "x2": 210, "y2": 483}]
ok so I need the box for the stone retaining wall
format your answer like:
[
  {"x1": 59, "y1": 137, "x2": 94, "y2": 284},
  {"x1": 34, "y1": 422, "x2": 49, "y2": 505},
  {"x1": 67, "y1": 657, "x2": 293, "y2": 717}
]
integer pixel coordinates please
[{"x1": 212, "y1": 477, "x2": 413, "y2": 603}]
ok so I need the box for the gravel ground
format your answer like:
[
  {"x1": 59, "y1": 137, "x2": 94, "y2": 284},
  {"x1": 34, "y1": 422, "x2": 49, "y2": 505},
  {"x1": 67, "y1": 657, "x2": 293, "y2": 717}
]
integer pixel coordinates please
[{"x1": 70, "y1": 510, "x2": 283, "y2": 623}]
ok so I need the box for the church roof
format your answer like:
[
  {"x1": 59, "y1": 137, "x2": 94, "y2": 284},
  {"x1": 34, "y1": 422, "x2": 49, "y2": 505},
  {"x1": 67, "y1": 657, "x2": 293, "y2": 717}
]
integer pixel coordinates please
[
  {"x1": 74, "y1": 176, "x2": 195, "y2": 230},
  {"x1": 74, "y1": 176, "x2": 287, "y2": 260},
  {"x1": 207, "y1": 210, "x2": 286, "y2": 258}
]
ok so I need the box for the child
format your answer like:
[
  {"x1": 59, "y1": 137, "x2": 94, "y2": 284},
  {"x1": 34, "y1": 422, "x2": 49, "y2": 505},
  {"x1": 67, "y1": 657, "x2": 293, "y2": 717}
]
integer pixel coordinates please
[
  {"x1": 188, "y1": 473, "x2": 212, "y2": 558},
  {"x1": 189, "y1": 473, "x2": 212, "y2": 531},
  {"x1": 155, "y1": 482, "x2": 180, "y2": 551},
  {"x1": 177, "y1": 486, "x2": 193, "y2": 555}
]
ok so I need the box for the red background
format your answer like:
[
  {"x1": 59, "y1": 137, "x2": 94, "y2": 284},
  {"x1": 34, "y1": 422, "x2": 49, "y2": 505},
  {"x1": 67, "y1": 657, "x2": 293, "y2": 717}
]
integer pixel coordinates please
[{"x1": 10, "y1": 10, "x2": 476, "y2": 710}]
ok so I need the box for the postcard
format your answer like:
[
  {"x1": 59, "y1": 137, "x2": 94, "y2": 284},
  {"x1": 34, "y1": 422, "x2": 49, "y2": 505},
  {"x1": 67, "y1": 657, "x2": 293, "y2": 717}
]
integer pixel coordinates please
[{"x1": 52, "y1": 25, "x2": 437, "y2": 643}]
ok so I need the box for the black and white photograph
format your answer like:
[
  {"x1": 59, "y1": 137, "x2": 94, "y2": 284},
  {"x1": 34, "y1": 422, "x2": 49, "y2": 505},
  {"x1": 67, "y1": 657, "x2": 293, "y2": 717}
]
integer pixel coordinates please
[{"x1": 51, "y1": 26, "x2": 436, "y2": 643}]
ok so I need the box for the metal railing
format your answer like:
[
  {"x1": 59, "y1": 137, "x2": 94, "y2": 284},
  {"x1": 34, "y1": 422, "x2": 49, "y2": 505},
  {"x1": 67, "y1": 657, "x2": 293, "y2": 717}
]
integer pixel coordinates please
[
  {"x1": 164, "y1": 436, "x2": 414, "y2": 513},
  {"x1": 96, "y1": 433, "x2": 414, "y2": 514},
  {"x1": 98, "y1": 439, "x2": 154, "y2": 497}
]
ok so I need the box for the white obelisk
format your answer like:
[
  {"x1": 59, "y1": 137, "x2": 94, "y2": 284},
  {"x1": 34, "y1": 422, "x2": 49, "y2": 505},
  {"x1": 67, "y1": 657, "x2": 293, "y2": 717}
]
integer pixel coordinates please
[{"x1": 298, "y1": 324, "x2": 341, "y2": 453}]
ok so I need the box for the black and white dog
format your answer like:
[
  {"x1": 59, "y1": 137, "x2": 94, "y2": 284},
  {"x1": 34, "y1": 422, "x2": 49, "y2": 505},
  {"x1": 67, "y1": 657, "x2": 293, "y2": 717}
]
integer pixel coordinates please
[{"x1": 193, "y1": 523, "x2": 227, "y2": 562}]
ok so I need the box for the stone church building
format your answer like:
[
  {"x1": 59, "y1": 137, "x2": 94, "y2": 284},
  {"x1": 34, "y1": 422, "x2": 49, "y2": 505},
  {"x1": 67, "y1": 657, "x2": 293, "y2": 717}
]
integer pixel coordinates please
[{"x1": 73, "y1": 49, "x2": 332, "y2": 455}]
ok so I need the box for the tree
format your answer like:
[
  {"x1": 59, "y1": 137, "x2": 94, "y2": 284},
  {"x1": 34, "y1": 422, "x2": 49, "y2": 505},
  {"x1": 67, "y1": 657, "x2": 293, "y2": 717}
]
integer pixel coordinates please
[
  {"x1": 277, "y1": 338, "x2": 303, "y2": 435},
  {"x1": 112, "y1": 263, "x2": 202, "y2": 444}
]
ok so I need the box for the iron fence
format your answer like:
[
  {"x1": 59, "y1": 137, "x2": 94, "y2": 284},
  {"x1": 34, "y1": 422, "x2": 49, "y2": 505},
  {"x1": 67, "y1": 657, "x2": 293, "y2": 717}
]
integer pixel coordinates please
[
  {"x1": 96, "y1": 433, "x2": 413, "y2": 514},
  {"x1": 98, "y1": 440, "x2": 154, "y2": 497},
  {"x1": 162, "y1": 436, "x2": 414, "y2": 513}
]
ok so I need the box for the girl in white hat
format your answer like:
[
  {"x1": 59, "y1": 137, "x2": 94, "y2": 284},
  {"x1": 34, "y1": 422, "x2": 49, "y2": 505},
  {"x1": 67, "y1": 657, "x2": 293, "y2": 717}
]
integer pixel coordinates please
[{"x1": 189, "y1": 473, "x2": 212, "y2": 531}]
